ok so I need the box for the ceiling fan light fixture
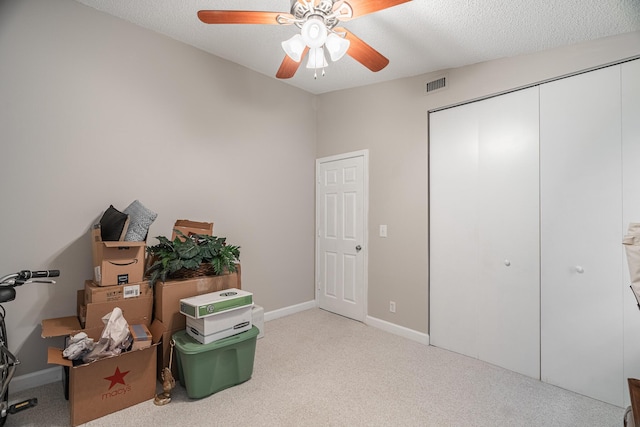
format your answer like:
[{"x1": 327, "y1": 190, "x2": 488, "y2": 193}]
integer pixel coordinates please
[
  {"x1": 306, "y1": 47, "x2": 328, "y2": 69},
  {"x1": 301, "y1": 16, "x2": 328, "y2": 48},
  {"x1": 325, "y1": 33, "x2": 350, "y2": 62},
  {"x1": 281, "y1": 34, "x2": 305, "y2": 62}
]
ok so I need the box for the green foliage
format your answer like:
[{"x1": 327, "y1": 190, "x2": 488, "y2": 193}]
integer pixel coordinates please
[{"x1": 146, "y1": 230, "x2": 240, "y2": 286}]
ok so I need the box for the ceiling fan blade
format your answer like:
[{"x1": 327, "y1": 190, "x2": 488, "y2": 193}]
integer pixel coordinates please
[
  {"x1": 339, "y1": 0, "x2": 411, "y2": 20},
  {"x1": 338, "y1": 28, "x2": 389, "y2": 72},
  {"x1": 197, "y1": 10, "x2": 292, "y2": 25},
  {"x1": 276, "y1": 47, "x2": 309, "y2": 79}
]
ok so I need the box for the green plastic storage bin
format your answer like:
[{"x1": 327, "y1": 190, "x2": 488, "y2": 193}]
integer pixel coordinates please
[{"x1": 173, "y1": 326, "x2": 259, "y2": 399}]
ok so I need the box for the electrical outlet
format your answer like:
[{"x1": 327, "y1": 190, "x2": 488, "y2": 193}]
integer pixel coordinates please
[{"x1": 389, "y1": 301, "x2": 396, "y2": 313}]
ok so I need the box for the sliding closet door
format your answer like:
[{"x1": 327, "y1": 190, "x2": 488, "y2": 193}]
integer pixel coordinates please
[
  {"x1": 476, "y1": 88, "x2": 540, "y2": 378},
  {"x1": 430, "y1": 101, "x2": 480, "y2": 359},
  {"x1": 430, "y1": 88, "x2": 540, "y2": 378},
  {"x1": 623, "y1": 59, "x2": 640, "y2": 405},
  {"x1": 540, "y1": 65, "x2": 623, "y2": 406}
]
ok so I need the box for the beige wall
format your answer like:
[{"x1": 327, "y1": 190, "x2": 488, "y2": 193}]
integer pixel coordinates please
[
  {"x1": 316, "y1": 30, "x2": 640, "y2": 334},
  {"x1": 2, "y1": 0, "x2": 640, "y2": 379},
  {"x1": 0, "y1": 0, "x2": 316, "y2": 376}
]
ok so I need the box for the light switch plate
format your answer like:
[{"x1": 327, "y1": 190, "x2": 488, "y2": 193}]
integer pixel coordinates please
[{"x1": 379, "y1": 225, "x2": 387, "y2": 238}]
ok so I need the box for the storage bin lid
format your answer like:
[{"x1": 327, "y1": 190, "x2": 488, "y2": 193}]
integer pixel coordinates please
[{"x1": 172, "y1": 326, "x2": 259, "y2": 354}]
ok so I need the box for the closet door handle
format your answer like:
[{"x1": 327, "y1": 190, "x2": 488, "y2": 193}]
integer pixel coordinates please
[
  {"x1": 504, "y1": 259, "x2": 511, "y2": 267},
  {"x1": 576, "y1": 266, "x2": 584, "y2": 274}
]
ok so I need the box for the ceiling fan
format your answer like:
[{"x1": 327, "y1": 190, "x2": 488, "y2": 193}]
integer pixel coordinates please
[{"x1": 197, "y1": 0, "x2": 412, "y2": 79}]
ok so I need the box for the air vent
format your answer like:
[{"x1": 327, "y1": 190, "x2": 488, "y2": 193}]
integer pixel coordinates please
[{"x1": 426, "y1": 76, "x2": 447, "y2": 94}]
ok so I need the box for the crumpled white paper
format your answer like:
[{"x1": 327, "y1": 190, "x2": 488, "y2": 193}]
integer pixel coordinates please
[{"x1": 82, "y1": 307, "x2": 132, "y2": 363}]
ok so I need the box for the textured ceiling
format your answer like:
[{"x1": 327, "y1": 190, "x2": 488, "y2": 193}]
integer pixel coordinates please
[{"x1": 74, "y1": 0, "x2": 640, "y2": 94}]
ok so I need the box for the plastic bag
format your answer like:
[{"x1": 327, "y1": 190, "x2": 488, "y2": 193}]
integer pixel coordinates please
[
  {"x1": 82, "y1": 307, "x2": 132, "y2": 363},
  {"x1": 62, "y1": 332, "x2": 95, "y2": 360}
]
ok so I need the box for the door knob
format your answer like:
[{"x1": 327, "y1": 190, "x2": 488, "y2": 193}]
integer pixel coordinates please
[
  {"x1": 504, "y1": 260, "x2": 511, "y2": 267},
  {"x1": 355, "y1": 245, "x2": 362, "y2": 252},
  {"x1": 576, "y1": 266, "x2": 584, "y2": 274}
]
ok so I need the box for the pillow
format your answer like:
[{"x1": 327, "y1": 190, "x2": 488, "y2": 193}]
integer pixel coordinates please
[
  {"x1": 99, "y1": 205, "x2": 130, "y2": 241},
  {"x1": 123, "y1": 200, "x2": 158, "y2": 242}
]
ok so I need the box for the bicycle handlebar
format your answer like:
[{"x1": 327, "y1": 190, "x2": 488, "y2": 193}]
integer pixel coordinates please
[
  {"x1": 0, "y1": 269, "x2": 60, "y2": 286},
  {"x1": 18, "y1": 270, "x2": 60, "y2": 279}
]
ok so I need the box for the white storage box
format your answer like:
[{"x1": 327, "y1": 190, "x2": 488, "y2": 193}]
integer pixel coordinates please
[
  {"x1": 252, "y1": 305, "x2": 264, "y2": 339},
  {"x1": 186, "y1": 305, "x2": 253, "y2": 344},
  {"x1": 180, "y1": 288, "x2": 252, "y2": 319}
]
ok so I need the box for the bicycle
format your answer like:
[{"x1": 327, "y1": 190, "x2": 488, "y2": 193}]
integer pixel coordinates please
[{"x1": 0, "y1": 269, "x2": 59, "y2": 426}]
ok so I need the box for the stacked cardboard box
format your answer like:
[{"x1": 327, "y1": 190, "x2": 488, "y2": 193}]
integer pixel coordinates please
[
  {"x1": 153, "y1": 266, "x2": 241, "y2": 380},
  {"x1": 38, "y1": 219, "x2": 155, "y2": 425},
  {"x1": 40, "y1": 218, "x2": 243, "y2": 424},
  {"x1": 180, "y1": 288, "x2": 253, "y2": 344}
]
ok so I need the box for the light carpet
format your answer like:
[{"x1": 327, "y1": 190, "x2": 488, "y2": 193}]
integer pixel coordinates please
[{"x1": 8, "y1": 308, "x2": 626, "y2": 426}]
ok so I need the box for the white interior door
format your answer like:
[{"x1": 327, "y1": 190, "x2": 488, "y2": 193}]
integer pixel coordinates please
[
  {"x1": 540, "y1": 65, "x2": 623, "y2": 406},
  {"x1": 316, "y1": 151, "x2": 367, "y2": 321}
]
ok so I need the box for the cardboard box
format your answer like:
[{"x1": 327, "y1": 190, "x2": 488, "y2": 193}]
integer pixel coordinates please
[
  {"x1": 171, "y1": 219, "x2": 213, "y2": 241},
  {"x1": 153, "y1": 266, "x2": 240, "y2": 379},
  {"x1": 154, "y1": 265, "x2": 241, "y2": 332},
  {"x1": 76, "y1": 290, "x2": 153, "y2": 330},
  {"x1": 186, "y1": 305, "x2": 252, "y2": 344},
  {"x1": 179, "y1": 288, "x2": 253, "y2": 319},
  {"x1": 129, "y1": 324, "x2": 152, "y2": 350},
  {"x1": 91, "y1": 225, "x2": 145, "y2": 286},
  {"x1": 84, "y1": 280, "x2": 153, "y2": 304},
  {"x1": 41, "y1": 314, "x2": 163, "y2": 426}
]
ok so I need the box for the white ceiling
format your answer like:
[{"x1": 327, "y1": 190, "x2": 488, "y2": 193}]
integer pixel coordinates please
[{"x1": 75, "y1": 0, "x2": 640, "y2": 95}]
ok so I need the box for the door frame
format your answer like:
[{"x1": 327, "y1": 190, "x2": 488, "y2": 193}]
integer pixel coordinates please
[{"x1": 315, "y1": 149, "x2": 369, "y2": 322}]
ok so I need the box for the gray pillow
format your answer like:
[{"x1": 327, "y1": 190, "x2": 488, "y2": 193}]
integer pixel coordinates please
[{"x1": 123, "y1": 200, "x2": 157, "y2": 242}]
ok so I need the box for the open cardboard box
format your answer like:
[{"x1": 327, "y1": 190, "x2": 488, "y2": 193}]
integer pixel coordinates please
[
  {"x1": 41, "y1": 291, "x2": 159, "y2": 426},
  {"x1": 91, "y1": 225, "x2": 145, "y2": 286},
  {"x1": 171, "y1": 219, "x2": 214, "y2": 241}
]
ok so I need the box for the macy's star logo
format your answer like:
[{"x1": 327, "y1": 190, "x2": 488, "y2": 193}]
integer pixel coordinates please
[{"x1": 104, "y1": 367, "x2": 130, "y2": 390}]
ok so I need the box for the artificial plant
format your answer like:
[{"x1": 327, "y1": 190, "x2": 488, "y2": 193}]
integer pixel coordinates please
[{"x1": 146, "y1": 230, "x2": 240, "y2": 286}]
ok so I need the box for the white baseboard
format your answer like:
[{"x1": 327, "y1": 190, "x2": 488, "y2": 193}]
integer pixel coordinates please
[
  {"x1": 12, "y1": 366, "x2": 62, "y2": 394},
  {"x1": 366, "y1": 315, "x2": 430, "y2": 345},
  {"x1": 264, "y1": 300, "x2": 316, "y2": 322}
]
